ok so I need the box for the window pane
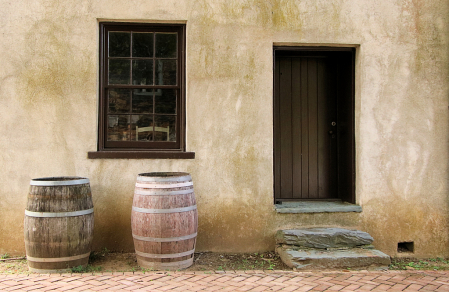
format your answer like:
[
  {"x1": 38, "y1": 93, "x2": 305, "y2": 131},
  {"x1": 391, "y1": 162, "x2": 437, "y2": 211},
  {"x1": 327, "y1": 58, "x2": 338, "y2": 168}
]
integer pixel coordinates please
[
  {"x1": 156, "y1": 60, "x2": 176, "y2": 85},
  {"x1": 155, "y1": 115, "x2": 175, "y2": 142},
  {"x1": 109, "y1": 89, "x2": 130, "y2": 113},
  {"x1": 132, "y1": 115, "x2": 153, "y2": 141},
  {"x1": 109, "y1": 32, "x2": 130, "y2": 57},
  {"x1": 155, "y1": 89, "x2": 176, "y2": 114},
  {"x1": 132, "y1": 89, "x2": 153, "y2": 113},
  {"x1": 132, "y1": 60, "x2": 153, "y2": 85},
  {"x1": 155, "y1": 33, "x2": 177, "y2": 58},
  {"x1": 109, "y1": 59, "x2": 130, "y2": 84},
  {"x1": 107, "y1": 115, "x2": 130, "y2": 141},
  {"x1": 133, "y1": 32, "x2": 153, "y2": 57}
]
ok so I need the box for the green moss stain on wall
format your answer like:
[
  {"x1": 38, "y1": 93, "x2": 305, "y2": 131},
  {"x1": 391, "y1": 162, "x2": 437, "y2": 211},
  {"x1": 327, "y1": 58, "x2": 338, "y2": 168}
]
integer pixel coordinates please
[
  {"x1": 18, "y1": 19, "x2": 94, "y2": 106},
  {"x1": 362, "y1": 196, "x2": 449, "y2": 257},
  {"x1": 190, "y1": 0, "x2": 303, "y2": 29},
  {"x1": 399, "y1": 0, "x2": 449, "y2": 73}
]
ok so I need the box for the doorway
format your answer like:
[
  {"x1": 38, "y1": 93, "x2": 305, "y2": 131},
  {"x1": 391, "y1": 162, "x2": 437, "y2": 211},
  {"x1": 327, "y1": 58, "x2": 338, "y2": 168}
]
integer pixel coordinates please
[{"x1": 274, "y1": 47, "x2": 355, "y2": 203}]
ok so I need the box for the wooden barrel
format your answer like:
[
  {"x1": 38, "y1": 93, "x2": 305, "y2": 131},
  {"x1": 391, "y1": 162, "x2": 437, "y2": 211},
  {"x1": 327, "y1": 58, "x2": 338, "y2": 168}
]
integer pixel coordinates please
[
  {"x1": 131, "y1": 172, "x2": 197, "y2": 270},
  {"x1": 24, "y1": 177, "x2": 94, "y2": 273}
]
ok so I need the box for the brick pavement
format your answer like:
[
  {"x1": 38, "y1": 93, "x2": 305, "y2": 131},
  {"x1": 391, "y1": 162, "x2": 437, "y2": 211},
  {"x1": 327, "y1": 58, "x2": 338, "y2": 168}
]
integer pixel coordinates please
[{"x1": 0, "y1": 270, "x2": 448, "y2": 291}]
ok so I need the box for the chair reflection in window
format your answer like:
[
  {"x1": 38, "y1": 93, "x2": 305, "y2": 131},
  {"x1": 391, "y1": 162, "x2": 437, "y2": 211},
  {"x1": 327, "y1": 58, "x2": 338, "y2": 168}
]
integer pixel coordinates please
[{"x1": 136, "y1": 126, "x2": 170, "y2": 141}]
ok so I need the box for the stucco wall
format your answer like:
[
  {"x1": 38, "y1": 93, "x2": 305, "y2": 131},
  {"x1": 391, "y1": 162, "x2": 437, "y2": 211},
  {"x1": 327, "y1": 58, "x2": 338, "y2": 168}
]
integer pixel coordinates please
[{"x1": 1, "y1": 0, "x2": 448, "y2": 258}]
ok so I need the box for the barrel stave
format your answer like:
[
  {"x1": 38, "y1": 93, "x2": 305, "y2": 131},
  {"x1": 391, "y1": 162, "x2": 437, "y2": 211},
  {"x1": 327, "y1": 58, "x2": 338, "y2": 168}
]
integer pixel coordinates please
[
  {"x1": 132, "y1": 191, "x2": 196, "y2": 211},
  {"x1": 134, "y1": 238, "x2": 196, "y2": 262},
  {"x1": 27, "y1": 184, "x2": 93, "y2": 213},
  {"x1": 24, "y1": 216, "x2": 94, "y2": 254}
]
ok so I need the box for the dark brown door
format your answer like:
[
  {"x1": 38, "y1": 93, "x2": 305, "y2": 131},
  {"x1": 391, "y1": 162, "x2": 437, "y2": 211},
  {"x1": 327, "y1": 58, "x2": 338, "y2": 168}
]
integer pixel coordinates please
[{"x1": 274, "y1": 49, "x2": 355, "y2": 203}]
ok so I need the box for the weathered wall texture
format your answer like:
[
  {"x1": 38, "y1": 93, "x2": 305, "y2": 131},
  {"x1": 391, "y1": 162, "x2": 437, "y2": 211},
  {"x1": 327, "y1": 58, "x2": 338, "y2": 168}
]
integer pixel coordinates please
[{"x1": 0, "y1": 0, "x2": 448, "y2": 258}]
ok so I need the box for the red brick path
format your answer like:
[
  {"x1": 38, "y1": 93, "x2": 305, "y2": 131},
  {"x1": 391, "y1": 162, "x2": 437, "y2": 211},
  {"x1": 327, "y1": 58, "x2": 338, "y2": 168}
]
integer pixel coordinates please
[{"x1": 0, "y1": 270, "x2": 448, "y2": 291}]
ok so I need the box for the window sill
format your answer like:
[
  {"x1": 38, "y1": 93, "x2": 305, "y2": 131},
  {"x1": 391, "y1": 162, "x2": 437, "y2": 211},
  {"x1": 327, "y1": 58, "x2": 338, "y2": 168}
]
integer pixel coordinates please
[
  {"x1": 275, "y1": 200, "x2": 362, "y2": 214},
  {"x1": 87, "y1": 151, "x2": 195, "y2": 159}
]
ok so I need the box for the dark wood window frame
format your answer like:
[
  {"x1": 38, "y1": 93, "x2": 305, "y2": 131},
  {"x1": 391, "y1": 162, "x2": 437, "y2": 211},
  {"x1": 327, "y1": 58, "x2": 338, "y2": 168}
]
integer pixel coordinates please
[{"x1": 89, "y1": 22, "x2": 194, "y2": 159}]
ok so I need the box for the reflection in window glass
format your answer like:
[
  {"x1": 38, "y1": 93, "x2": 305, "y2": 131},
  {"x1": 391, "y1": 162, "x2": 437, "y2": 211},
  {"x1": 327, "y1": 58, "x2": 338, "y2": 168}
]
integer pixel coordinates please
[
  {"x1": 156, "y1": 60, "x2": 176, "y2": 85},
  {"x1": 109, "y1": 89, "x2": 131, "y2": 113},
  {"x1": 133, "y1": 33, "x2": 153, "y2": 57},
  {"x1": 155, "y1": 33, "x2": 177, "y2": 58},
  {"x1": 109, "y1": 59, "x2": 130, "y2": 84},
  {"x1": 132, "y1": 60, "x2": 153, "y2": 85},
  {"x1": 107, "y1": 115, "x2": 130, "y2": 141},
  {"x1": 132, "y1": 115, "x2": 153, "y2": 141},
  {"x1": 109, "y1": 32, "x2": 130, "y2": 57},
  {"x1": 132, "y1": 89, "x2": 153, "y2": 114},
  {"x1": 155, "y1": 115, "x2": 175, "y2": 142},
  {"x1": 155, "y1": 89, "x2": 176, "y2": 114}
]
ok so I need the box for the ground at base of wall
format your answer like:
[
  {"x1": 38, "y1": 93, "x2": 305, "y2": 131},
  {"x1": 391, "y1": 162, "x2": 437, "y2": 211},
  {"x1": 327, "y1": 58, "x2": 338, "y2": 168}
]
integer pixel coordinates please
[
  {"x1": 0, "y1": 252, "x2": 289, "y2": 274},
  {"x1": 2, "y1": 253, "x2": 449, "y2": 274},
  {"x1": 90, "y1": 252, "x2": 290, "y2": 273},
  {"x1": 389, "y1": 258, "x2": 449, "y2": 271}
]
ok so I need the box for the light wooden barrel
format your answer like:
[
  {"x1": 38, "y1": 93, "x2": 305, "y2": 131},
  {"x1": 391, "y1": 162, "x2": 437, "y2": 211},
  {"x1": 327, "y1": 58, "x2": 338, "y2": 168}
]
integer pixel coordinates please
[
  {"x1": 24, "y1": 177, "x2": 94, "y2": 273},
  {"x1": 131, "y1": 172, "x2": 197, "y2": 270}
]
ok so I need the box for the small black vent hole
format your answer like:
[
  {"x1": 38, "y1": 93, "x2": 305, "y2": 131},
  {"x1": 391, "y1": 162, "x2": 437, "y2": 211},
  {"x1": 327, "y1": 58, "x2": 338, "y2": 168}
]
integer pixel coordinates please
[{"x1": 397, "y1": 242, "x2": 414, "y2": 253}]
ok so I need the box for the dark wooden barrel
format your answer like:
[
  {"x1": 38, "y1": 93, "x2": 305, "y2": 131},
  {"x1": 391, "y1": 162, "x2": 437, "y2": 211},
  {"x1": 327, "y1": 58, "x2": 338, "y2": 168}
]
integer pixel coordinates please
[
  {"x1": 131, "y1": 172, "x2": 197, "y2": 270},
  {"x1": 24, "y1": 177, "x2": 94, "y2": 273}
]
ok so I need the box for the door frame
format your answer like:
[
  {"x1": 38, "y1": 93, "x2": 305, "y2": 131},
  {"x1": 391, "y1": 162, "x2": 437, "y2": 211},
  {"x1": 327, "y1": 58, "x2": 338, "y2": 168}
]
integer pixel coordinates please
[{"x1": 273, "y1": 46, "x2": 356, "y2": 204}]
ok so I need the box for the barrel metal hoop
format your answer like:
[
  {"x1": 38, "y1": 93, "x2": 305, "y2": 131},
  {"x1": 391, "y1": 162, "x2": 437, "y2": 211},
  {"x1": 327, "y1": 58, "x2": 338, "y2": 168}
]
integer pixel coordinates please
[
  {"x1": 132, "y1": 205, "x2": 197, "y2": 214},
  {"x1": 26, "y1": 252, "x2": 91, "y2": 263},
  {"x1": 136, "y1": 249, "x2": 195, "y2": 259},
  {"x1": 135, "y1": 182, "x2": 193, "y2": 189},
  {"x1": 137, "y1": 173, "x2": 191, "y2": 183},
  {"x1": 25, "y1": 208, "x2": 94, "y2": 218},
  {"x1": 30, "y1": 178, "x2": 90, "y2": 186},
  {"x1": 134, "y1": 189, "x2": 194, "y2": 196},
  {"x1": 132, "y1": 232, "x2": 197, "y2": 242}
]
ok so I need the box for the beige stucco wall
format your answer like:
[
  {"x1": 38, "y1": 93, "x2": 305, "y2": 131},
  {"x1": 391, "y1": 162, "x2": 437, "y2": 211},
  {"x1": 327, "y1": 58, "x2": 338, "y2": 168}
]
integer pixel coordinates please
[{"x1": 0, "y1": 0, "x2": 448, "y2": 258}]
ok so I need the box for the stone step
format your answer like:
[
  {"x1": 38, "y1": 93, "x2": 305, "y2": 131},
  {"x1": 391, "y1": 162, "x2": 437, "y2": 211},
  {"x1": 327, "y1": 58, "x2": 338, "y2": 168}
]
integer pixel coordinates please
[
  {"x1": 276, "y1": 228, "x2": 391, "y2": 270},
  {"x1": 277, "y1": 246, "x2": 391, "y2": 270},
  {"x1": 276, "y1": 228, "x2": 374, "y2": 249}
]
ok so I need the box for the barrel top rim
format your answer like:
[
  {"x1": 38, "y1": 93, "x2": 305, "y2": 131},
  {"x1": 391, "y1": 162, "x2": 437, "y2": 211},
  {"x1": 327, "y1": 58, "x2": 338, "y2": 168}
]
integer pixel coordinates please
[
  {"x1": 138, "y1": 172, "x2": 190, "y2": 177},
  {"x1": 30, "y1": 177, "x2": 90, "y2": 186},
  {"x1": 137, "y1": 172, "x2": 192, "y2": 182}
]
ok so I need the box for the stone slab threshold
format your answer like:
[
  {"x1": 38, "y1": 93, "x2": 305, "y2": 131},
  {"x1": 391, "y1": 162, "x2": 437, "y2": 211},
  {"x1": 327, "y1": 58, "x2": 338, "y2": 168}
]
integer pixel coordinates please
[{"x1": 275, "y1": 200, "x2": 362, "y2": 213}]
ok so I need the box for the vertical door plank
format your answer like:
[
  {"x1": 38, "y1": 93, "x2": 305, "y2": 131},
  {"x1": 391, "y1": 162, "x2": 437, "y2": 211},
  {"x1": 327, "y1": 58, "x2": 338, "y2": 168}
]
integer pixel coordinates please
[
  {"x1": 317, "y1": 58, "x2": 330, "y2": 199},
  {"x1": 337, "y1": 51, "x2": 356, "y2": 203},
  {"x1": 274, "y1": 58, "x2": 281, "y2": 201},
  {"x1": 279, "y1": 58, "x2": 293, "y2": 198},
  {"x1": 308, "y1": 59, "x2": 318, "y2": 199},
  {"x1": 300, "y1": 58, "x2": 309, "y2": 198},
  {"x1": 291, "y1": 58, "x2": 302, "y2": 198},
  {"x1": 328, "y1": 56, "x2": 339, "y2": 197}
]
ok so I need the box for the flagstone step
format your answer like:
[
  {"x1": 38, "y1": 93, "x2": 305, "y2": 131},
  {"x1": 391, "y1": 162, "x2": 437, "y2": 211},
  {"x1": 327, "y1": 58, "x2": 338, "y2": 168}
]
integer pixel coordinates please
[
  {"x1": 276, "y1": 228, "x2": 374, "y2": 249},
  {"x1": 277, "y1": 246, "x2": 391, "y2": 270},
  {"x1": 276, "y1": 228, "x2": 391, "y2": 270}
]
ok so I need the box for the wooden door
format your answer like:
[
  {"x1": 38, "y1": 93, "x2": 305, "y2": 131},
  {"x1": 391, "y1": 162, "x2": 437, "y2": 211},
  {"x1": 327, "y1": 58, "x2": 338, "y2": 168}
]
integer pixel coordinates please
[{"x1": 274, "y1": 49, "x2": 355, "y2": 203}]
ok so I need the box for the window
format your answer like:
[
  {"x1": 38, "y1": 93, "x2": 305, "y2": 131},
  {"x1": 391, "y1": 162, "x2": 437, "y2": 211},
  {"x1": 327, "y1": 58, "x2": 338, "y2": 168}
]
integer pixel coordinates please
[{"x1": 89, "y1": 23, "x2": 193, "y2": 159}]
